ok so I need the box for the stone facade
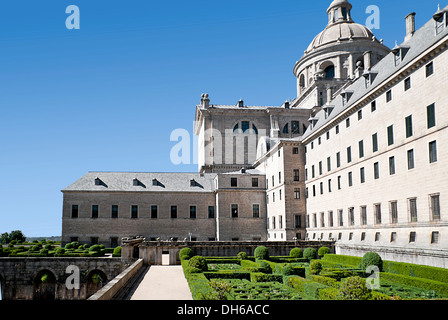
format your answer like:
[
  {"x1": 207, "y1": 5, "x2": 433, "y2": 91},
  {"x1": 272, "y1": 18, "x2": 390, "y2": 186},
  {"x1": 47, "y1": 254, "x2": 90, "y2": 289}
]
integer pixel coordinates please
[{"x1": 61, "y1": 1, "x2": 448, "y2": 268}]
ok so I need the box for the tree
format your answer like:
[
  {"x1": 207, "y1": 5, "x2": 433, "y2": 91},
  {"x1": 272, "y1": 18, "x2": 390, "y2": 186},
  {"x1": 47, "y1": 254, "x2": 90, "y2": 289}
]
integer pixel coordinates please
[
  {"x1": 0, "y1": 233, "x2": 10, "y2": 244},
  {"x1": 9, "y1": 230, "x2": 26, "y2": 243},
  {"x1": 338, "y1": 276, "x2": 372, "y2": 300}
]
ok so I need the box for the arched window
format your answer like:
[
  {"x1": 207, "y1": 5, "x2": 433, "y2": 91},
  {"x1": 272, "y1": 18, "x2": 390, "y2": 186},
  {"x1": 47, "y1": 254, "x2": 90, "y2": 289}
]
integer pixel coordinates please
[
  {"x1": 292, "y1": 121, "x2": 300, "y2": 134},
  {"x1": 325, "y1": 65, "x2": 335, "y2": 79},
  {"x1": 299, "y1": 74, "x2": 305, "y2": 88},
  {"x1": 233, "y1": 121, "x2": 258, "y2": 134}
]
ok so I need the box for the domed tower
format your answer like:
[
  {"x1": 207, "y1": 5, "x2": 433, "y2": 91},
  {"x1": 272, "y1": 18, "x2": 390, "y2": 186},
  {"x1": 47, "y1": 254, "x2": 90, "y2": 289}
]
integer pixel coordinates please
[{"x1": 293, "y1": 0, "x2": 390, "y2": 109}]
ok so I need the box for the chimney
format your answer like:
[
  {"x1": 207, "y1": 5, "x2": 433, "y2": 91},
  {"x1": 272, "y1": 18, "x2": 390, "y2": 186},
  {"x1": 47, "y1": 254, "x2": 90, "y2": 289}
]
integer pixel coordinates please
[
  {"x1": 200, "y1": 93, "x2": 210, "y2": 108},
  {"x1": 405, "y1": 12, "x2": 416, "y2": 41}
]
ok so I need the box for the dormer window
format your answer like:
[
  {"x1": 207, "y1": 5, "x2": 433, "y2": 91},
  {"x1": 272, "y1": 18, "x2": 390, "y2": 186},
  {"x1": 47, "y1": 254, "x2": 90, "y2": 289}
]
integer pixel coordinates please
[
  {"x1": 341, "y1": 90, "x2": 353, "y2": 106},
  {"x1": 433, "y1": 6, "x2": 446, "y2": 35},
  {"x1": 94, "y1": 178, "x2": 102, "y2": 186},
  {"x1": 323, "y1": 105, "x2": 334, "y2": 119}
]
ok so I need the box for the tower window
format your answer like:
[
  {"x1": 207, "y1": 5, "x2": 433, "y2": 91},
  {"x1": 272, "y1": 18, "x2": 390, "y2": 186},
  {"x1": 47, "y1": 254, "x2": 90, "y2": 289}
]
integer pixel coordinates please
[{"x1": 325, "y1": 65, "x2": 335, "y2": 79}]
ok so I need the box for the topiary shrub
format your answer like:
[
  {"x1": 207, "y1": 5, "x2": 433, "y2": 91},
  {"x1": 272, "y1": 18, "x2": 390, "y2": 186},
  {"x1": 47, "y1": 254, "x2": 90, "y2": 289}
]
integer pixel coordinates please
[
  {"x1": 237, "y1": 252, "x2": 248, "y2": 260},
  {"x1": 338, "y1": 276, "x2": 372, "y2": 300},
  {"x1": 360, "y1": 252, "x2": 383, "y2": 271},
  {"x1": 189, "y1": 256, "x2": 208, "y2": 272},
  {"x1": 179, "y1": 247, "x2": 194, "y2": 260},
  {"x1": 309, "y1": 260, "x2": 323, "y2": 275},
  {"x1": 281, "y1": 265, "x2": 295, "y2": 276},
  {"x1": 54, "y1": 247, "x2": 65, "y2": 255},
  {"x1": 318, "y1": 246, "x2": 330, "y2": 258},
  {"x1": 303, "y1": 248, "x2": 317, "y2": 260},
  {"x1": 254, "y1": 246, "x2": 269, "y2": 261},
  {"x1": 112, "y1": 246, "x2": 122, "y2": 257},
  {"x1": 64, "y1": 243, "x2": 74, "y2": 250},
  {"x1": 89, "y1": 244, "x2": 101, "y2": 253},
  {"x1": 290, "y1": 248, "x2": 303, "y2": 258},
  {"x1": 259, "y1": 261, "x2": 272, "y2": 274}
]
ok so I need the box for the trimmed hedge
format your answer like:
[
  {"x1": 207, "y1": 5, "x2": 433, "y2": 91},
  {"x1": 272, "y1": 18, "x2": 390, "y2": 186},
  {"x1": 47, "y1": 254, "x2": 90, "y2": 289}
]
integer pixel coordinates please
[
  {"x1": 286, "y1": 276, "x2": 312, "y2": 292},
  {"x1": 321, "y1": 254, "x2": 362, "y2": 267},
  {"x1": 303, "y1": 282, "x2": 329, "y2": 299},
  {"x1": 250, "y1": 273, "x2": 283, "y2": 283},
  {"x1": 382, "y1": 260, "x2": 448, "y2": 284},
  {"x1": 318, "y1": 287, "x2": 339, "y2": 300},
  {"x1": 307, "y1": 274, "x2": 339, "y2": 288},
  {"x1": 204, "y1": 271, "x2": 251, "y2": 281},
  {"x1": 186, "y1": 273, "x2": 213, "y2": 300},
  {"x1": 380, "y1": 272, "x2": 448, "y2": 297}
]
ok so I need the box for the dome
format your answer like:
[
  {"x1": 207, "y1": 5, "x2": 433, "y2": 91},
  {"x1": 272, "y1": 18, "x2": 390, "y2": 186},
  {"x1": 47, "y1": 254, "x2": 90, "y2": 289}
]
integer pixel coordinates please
[{"x1": 306, "y1": 22, "x2": 375, "y2": 53}]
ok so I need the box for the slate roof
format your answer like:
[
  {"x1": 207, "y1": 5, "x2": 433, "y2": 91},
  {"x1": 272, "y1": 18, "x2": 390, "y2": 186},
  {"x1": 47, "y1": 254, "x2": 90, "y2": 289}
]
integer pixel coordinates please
[
  {"x1": 62, "y1": 172, "x2": 218, "y2": 193},
  {"x1": 301, "y1": 6, "x2": 448, "y2": 140}
]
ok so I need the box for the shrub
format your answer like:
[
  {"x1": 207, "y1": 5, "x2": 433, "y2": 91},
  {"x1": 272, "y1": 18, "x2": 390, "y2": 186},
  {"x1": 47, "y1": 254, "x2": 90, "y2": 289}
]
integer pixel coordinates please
[
  {"x1": 179, "y1": 247, "x2": 194, "y2": 261},
  {"x1": 189, "y1": 256, "x2": 208, "y2": 272},
  {"x1": 360, "y1": 252, "x2": 383, "y2": 271},
  {"x1": 338, "y1": 276, "x2": 372, "y2": 300},
  {"x1": 45, "y1": 244, "x2": 54, "y2": 250},
  {"x1": 112, "y1": 246, "x2": 122, "y2": 257},
  {"x1": 303, "y1": 282, "x2": 329, "y2": 299},
  {"x1": 89, "y1": 245, "x2": 101, "y2": 253},
  {"x1": 254, "y1": 246, "x2": 269, "y2": 261},
  {"x1": 318, "y1": 287, "x2": 340, "y2": 300},
  {"x1": 282, "y1": 265, "x2": 294, "y2": 276},
  {"x1": 64, "y1": 243, "x2": 75, "y2": 250},
  {"x1": 237, "y1": 252, "x2": 248, "y2": 260},
  {"x1": 250, "y1": 273, "x2": 283, "y2": 283},
  {"x1": 318, "y1": 247, "x2": 330, "y2": 258},
  {"x1": 39, "y1": 248, "x2": 49, "y2": 256},
  {"x1": 303, "y1": 248, "x2": 317, "y2": 260},
  {"x1": 54, "y1": 247, "x2": 65, "y2": 255},
  {"x1": 309, "y1": 260, "x2": 323, "y2": 275},
  {"x1": 290, "y1": 248, "x2": 303, "y2": 258},
  {"x1": 259, "y1": 261, "x2": 272, "y2": 274},
  {"x1": 321, "y1": 254, "x2": 362, "y2": 268}
]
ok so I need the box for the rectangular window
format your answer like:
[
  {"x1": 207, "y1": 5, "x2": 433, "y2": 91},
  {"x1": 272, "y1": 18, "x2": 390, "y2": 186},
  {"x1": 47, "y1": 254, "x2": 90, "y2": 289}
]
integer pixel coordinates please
[
  {"x1": 312, "y1": 185, "x2": 316, "y2": 197},
  {"x1": 372, "y1": 133, "x2": 378, "y2": 152},
  {"x1": 431, "y1": 231, "x2": 440, "y2": 244},
  {"x1": 171, "y1": 205, "x2": 178, "y2": 219},
  {"x1": 279, "y1": 172, "x2": 282, "y2": 184},
  {"x1": 358, "y1": 110, "x2": 363, "y2": 121},
  {"x1": 390, "y1": 201, "x2": 398, "y2": 224},
  {"x1": 320, "y1": 182, "x2": 324, "y2": 195},
  {"x1": 374, "y1": 162, "x2": 380, "y2": 180},
  {"x1": 349, "y1": 207, "x2": 355, "y2": 226},
  {"x1": 389, "y1": 156, "x2": 396, "y2": 175},
  {"x1": 328, "y1": 211, "x2": 334, "y2": 227},
  {"x1": 311, "y1": 166, "x2": 315, "y2": 179},
  {"x1": 319, "y1": 162, "x2": 323, "y2": 176},
  {"x1": 390, "y1": 232, "x2": 397, "y2": 243},
  {"x1": 405, "y1": 115, "x2": 413, "y2": 138},
  {"x1": 327, "y1": 157, "x2": 331, "y2": 172},
  {"x1": 337, "y1": 176, "x2": 342, "y2": 190},
  {"x1": 208, "y1": 206, "x2": 215, "y2": 219},
  {"x1": 427, "y1": 103, "x2": 436, "y2": 129},
  {"x1": 231, "y1": 204, "x2": 238, "y2": 218},
  {"x1": 252, "y1": 178, "x2": 259, "y2": 187},
  {"x1": 348, "y1": 172, "x2": 353, "y2": 187},
  {"x1": 361, "y1": 206, "x2": 367, "y2": 225},
  {"x1": 426, "y1": 62, "x2": 434, "y2": 77},
  {"x1": 430, "y1": 194, "x2": 441, "y2": 221},
  {"x1": 336, "y1": 152, "x2": 341, "y2": 168},
  {"x1": 294, "y1": 169, "x2": 300, "y2": 181},
  {"x1": 386, "y1": 90, "x2": 392, "y2": 103},
  {"x1": 359, "y1": 140, "x2": 364, "y2": 158},
  {"x1": 131, "y1": 205, "x2": 138, "y2": 219},
  {"x1": 375, "y1": 232, "x2": 381, "y2": 242},
  {"x1": 328, "y1": 179, "x2": 332, "y2": 193},
  {"x1": 429, "y1": 141, "x2": 438, "y2": 163},
  {"x1": 92, "y1": 205, "x2": 99, "y2": 219},
  {"x1": 111, "y1": 205, "x2": 118, "y2": 219},
  {"x1": 404, "y1": 77, "x2": 411, "y2": 91},
  {"x1": 409, "y1": 232, "x2": 416, "y2": 243},
  {"x1": 252, "y1": 204, "x2": 260, "y2": 218},
  {"x1": 294, "y1": 215, "x2": 302, "y2": 228},
  {"x1": 71, "y1": 205, "x2": 79, "y2": 219},
  {"x1": 360, "y1": 167, "x2": 365, "y2": 184},
  {"x1": 371, "y1": 100, "x2": 376, "y2": 112},
  {"x1": 338, "y1": 210, "x2": 344, "y2": 227},
  {"x1": 293, "y1": 147, "x2": 299, "y2": 154},
  {"x1": 347, "y1": 146, "x2": 352, "y2": 163},
  {"x1": 320, "y1": 212, "x2": 325, "y2": 228},
  {"x1": 335, "y1": 125, "x2": 340, "y2": 134},
  {"x1": 374, "y1": 204, "x2": 382, "y2": 224},
  {"x1": 387, "y1": 125, "x2": 394, "y2": 146},
  {"x1": 407, "y1": 149, "x2": 415, "y2": 169},
  {"x1": 151, "y1": 205, "x2": 158, "y2": 219},
  {"x1": 279, "y1": 189, "x2": 282, "y2": 200},
  {"x1": 409, "y1": 198, "x2": 418, "y2": 222},
  {"x1": 294, "y1": 188, "x2": 300, "y2": 199},
  {"x1": 346, "y1": 118, "x2": 350, "y2": 128},
  {"x1": 231, "y1": 178, "x2": 238, "y2": 187},
  {"x1": 313, "y1": 213, "x2": 317, "y2": 228}
]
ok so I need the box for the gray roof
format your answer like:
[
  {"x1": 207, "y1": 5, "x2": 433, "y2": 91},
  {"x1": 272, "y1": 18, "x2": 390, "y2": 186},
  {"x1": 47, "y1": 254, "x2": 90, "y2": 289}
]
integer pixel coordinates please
[
  {"x1": 62, "y1": 172, "x2": 217, "y2": 193},
  {"x1": 302, "y1": 6, "x2": 448, "y2": 140}
]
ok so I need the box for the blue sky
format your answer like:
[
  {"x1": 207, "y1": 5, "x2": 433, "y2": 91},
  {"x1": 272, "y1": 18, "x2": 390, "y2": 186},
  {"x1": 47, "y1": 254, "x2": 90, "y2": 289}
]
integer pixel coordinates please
[{"x1": 0, "y1": 0, "x2": 443, "y2": 237}]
